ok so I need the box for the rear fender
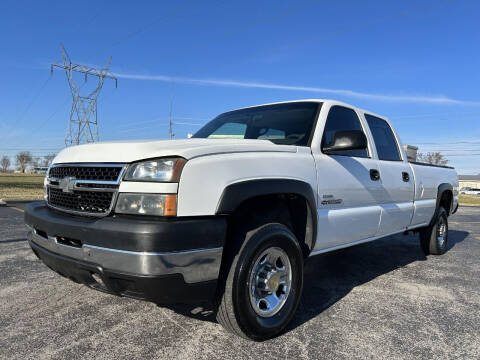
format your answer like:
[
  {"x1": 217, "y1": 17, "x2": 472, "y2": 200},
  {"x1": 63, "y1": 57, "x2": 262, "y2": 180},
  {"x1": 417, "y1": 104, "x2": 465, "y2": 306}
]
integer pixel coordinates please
[{"x1": 429, "y1": 183, "x2": 453, "y2": 226}]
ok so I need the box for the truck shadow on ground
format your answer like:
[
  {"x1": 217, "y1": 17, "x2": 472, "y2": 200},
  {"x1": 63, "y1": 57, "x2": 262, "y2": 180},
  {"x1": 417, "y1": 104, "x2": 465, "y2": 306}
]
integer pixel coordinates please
[{"x1": 161, "y1": 230, "x2": 469, "y2": 335}]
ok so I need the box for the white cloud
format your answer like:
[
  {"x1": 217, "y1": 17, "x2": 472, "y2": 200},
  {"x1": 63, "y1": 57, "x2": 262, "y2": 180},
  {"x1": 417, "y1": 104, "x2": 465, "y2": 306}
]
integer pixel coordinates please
[{"x1": 112, "y1": 72, "x2": 480, "y2": 106}]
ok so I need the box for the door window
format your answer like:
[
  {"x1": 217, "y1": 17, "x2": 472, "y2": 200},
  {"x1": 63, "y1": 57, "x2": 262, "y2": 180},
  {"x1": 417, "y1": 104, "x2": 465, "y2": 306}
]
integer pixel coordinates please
[
  {"x1": 365, "y1": 114, "x2": 401, "y2": 161},
  {"x1": 321, "y1": 106, "x2": 368, "y2": 158}
]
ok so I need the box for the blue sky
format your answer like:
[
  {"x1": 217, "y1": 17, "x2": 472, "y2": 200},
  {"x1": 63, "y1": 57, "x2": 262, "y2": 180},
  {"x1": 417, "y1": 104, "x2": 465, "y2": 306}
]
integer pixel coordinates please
[{"x1": 1, "y1": 0, "x2": 479, "y2": 174}]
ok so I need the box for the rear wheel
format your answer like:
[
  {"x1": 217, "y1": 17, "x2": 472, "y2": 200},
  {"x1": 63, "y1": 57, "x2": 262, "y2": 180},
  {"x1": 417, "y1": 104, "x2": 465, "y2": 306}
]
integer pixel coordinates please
[
  {"x1": 215, "y1": 223, "x2": 303, "y2": 340},
  {"x1": 420, "y1": 206, "x2": 448, "y2": 255}
]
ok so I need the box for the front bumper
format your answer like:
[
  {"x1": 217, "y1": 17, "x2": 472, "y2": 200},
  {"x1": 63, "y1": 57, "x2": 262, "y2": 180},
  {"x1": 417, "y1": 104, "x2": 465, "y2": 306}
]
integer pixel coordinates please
[
  {"x1": 24, "y1": 202, "x2": 227, "y2": 304},
  {"x1": 452, "y1": 201, "x2": 459, "y2": 214}
]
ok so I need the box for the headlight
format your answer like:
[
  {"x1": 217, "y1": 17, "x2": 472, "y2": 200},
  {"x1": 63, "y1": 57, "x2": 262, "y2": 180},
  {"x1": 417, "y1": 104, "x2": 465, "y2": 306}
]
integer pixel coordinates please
[
  {"x1": 124, "y1": 157, "x2": 186, "y2": 182},
  {"x1": 115, "y1": 194, "x2": 177, "y2": 216}
]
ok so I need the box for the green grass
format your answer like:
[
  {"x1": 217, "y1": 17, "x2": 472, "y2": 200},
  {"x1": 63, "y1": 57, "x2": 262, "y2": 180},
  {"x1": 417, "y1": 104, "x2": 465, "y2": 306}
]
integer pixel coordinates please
[
  {"x1": 0, "y1": 173, "x2": 45, "y2": 200},
  {"x1": 459, "y1": 194, "x2": 480, "y2": 206}
]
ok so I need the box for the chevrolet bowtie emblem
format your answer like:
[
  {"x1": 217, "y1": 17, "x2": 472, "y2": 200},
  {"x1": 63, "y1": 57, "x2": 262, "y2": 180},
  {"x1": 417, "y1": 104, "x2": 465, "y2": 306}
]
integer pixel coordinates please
[{"x1": 59, "y1": 176, "x2": 76, "y2": 193}]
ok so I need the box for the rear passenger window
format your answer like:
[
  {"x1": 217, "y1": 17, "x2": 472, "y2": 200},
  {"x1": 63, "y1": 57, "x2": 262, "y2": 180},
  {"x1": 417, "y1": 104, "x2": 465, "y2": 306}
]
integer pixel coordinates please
[
  {"x1": 322, "y1": 106, "x2": 368, "y2": 158},
  {"x1": 365, "y1": 114, "x2": 401, "y2": 161}
]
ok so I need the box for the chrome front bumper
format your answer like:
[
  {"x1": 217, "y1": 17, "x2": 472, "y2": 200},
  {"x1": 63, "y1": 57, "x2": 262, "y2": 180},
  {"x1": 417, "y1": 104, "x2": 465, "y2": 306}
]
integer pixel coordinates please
[{"x1": 27, "y1": 225, "x2": 222, "y2": 284}]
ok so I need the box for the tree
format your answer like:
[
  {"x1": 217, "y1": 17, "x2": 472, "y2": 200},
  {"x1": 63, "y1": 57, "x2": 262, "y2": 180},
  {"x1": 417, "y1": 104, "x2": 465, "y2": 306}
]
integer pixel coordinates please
[
  {"x1": 42, "y1": 153, "x2": 56, "y2": 167},
  {"x1": 15, "y1": 151, "x2": 32, "y2": 173},
  {"x1": 30, "y1": 157, "x2": 41, "y2": 168},
  {"x1": 1, "y1": 156, "x2": 10, "y2": 172},
  {"x1": 417, "y1": 152, "x2": 449, "y2": 166}
]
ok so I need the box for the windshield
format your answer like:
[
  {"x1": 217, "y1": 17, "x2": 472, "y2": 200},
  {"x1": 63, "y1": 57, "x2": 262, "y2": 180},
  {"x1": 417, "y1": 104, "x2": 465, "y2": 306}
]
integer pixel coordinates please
[{"x1": 192, "y1": 102, "x2": 320, "y2": 146}]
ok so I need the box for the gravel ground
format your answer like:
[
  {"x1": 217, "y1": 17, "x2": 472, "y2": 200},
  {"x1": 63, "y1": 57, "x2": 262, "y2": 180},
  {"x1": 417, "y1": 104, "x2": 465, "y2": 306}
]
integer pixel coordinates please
[{"x1": 1, "y1": 204, "x2": 479, "y2": 360}]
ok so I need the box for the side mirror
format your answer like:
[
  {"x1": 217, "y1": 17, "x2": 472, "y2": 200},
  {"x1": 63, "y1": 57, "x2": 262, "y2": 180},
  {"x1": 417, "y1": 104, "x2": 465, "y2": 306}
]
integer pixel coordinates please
[{"x1": 322, "y1": 130, "x2": 367, "y2": 154}]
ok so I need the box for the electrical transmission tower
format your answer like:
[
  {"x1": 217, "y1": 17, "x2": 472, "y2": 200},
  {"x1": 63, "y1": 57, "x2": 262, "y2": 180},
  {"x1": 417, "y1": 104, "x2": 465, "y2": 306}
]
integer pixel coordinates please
[{"x1": 51, "y1": 44, "x2": 117, "y2": 146}]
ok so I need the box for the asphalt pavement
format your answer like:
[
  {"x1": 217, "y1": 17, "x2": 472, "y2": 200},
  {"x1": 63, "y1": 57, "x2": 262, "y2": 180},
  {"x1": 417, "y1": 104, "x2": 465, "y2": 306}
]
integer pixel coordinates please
[{"x1": 1, "y1": 203, "x2": 479, "y2": 359}]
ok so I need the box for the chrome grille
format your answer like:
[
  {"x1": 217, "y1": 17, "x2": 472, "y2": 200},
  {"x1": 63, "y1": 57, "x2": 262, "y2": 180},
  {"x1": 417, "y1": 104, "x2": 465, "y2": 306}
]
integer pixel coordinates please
[
  {"x1": 46, "y1": 163, "x2": 126, "y2": 217},
  {"x1": 48, "y1": 165, "x2": 123, "y2": 181}
]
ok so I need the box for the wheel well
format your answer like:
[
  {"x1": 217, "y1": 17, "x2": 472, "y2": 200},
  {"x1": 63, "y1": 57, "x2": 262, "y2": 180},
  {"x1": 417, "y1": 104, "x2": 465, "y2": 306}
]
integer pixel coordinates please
[
  {"x1": 439, "y1": 190, "x2": 453, "y2": 214},
  {"x1": 226, "y1": 194, "x2": 314, "y2": 258}
]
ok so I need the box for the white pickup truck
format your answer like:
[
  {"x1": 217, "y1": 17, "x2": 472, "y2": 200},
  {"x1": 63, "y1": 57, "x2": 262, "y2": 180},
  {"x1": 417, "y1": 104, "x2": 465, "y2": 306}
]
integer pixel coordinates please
[{"x1": 25, "y1": 99, "x2": 459, "y2": 340}]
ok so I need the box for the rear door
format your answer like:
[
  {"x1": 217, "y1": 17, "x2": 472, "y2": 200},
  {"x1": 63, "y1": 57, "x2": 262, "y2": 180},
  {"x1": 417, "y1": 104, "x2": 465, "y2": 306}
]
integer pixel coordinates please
[
  {"x1": 311, "y1": 104, "x2": 382, "y2": 251},
  {"x1": 363, "y1": 114, "x2": 415, "y2": 235}
]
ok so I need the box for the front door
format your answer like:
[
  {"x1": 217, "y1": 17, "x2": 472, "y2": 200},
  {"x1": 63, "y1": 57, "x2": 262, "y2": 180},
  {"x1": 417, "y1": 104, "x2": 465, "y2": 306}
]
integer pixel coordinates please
[{"x1": 312, "y1": 105, "x2": 383, "y2": 251}]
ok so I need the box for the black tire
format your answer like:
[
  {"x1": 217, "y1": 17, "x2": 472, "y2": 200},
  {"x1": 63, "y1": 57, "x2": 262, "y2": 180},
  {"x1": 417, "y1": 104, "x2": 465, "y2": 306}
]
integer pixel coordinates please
[
  {"x1": 420, "y1": 207, "x2": 449, "y2": 255},
  {"x1": 215, "y1": 223, "x2": 304, "y2": 341}
]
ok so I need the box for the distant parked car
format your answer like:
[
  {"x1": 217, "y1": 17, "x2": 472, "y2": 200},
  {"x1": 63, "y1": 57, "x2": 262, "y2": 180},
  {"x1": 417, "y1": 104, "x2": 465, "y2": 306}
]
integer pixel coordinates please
[{"x1": 460, "y1": 188, "x2": 480, "y2": 195}]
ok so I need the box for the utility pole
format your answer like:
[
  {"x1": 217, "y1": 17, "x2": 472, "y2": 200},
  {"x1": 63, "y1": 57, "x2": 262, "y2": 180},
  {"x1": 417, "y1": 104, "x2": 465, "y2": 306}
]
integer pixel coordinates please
[
  {"x1": 168, "y1": 82, "x2": 175, "y2": 139},
  {"x1": 51, "y1": 44, "x2": 117, "y2": 146},
  {"x1": 169, "y1": 101, "x2": 174, "y2": 139}
]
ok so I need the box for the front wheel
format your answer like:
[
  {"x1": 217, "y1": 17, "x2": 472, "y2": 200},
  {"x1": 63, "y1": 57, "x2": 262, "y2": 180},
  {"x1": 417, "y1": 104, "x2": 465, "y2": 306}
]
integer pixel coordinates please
[
  {"x1": 420, "y1": 206, "x2": 449, "y2": 255},
  {"x1": 216, "y1": 223, "x2": 304, "y2": 341}
]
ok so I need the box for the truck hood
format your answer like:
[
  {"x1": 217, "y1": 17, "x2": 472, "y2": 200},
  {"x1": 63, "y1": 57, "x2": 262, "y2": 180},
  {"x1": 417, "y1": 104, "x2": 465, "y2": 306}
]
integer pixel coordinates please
[{"x1": 53, "y1": 138, "x2": 297, "y2": 164}]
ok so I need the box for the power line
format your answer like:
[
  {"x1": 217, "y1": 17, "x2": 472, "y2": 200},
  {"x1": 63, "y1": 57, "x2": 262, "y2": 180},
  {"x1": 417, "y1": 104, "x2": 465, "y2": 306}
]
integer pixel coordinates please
[
  {"x1": 104, "y1": 0, "x2": 462, "y2": 132},
  {"x1": 51, "y1": 44, "x2": 118, "y2": 146},
  {"x1": 186, "y1": 0, "x2": 456, "y2": 75},
  {"x1": 174, "y1": 116, "x2": 210, "y2": 121},
  {"x1": 116, "y1": 124, "x2": 169, "y2": 134},
  {"x1": 417, "y1": 149, "x2": 480, "y2": 152},
  {"x1": 28, "y1": 97, "x2": 71, "y2": 135},
  {"x1": 29, "y1": 72, "x2": 103, "y2": 136},
  {"x1": 23, "y1": 84, "x2": 118, "y2": 144},
  {"x1": 154, "y1": 0, "x2": 323, "y2": 65},
  {"x1": 173, "y1": 122, "x2": 203, "y2": 126},
  {"x1": 8, "y1": 0, "x2": 465, "y2": 150},
  {"x1": 106, "y1": 0, "x2": 323, "y2": 140},
  {"x1": 114, "y1": 121, "x2": 204, "y2": 134},
  {"x1": 414, "y1": 141, "x2": 480, "y2": 145},
  {"x1": 417, "y1": 143, "x2": 480, "y2": 147},
  {"x1": 0, "y1": 148, "x2": 61, "y2": 151},
  {"x1": 392, "y1": 111, "x2": 480, "y2": 119},
  {"x1": 4, "y1": 75, "x2": 52, "y2": 140},
  {"x1": 444, "y1": 154, "x2": 480, "y2": 156},
  {"x1": 116, "y1": 116, "x2": 209, "y2": 128},
  {"x1": 109, "y1": 0, "x2": 198, "y2": 49},
  {"x1": 29, "y1": 1, "x2": 195, "y2": 140},
  {"x1": 8, "y1": 2, "x2": 193, "y2": 142},
  {"x1": 17, "y1": 75, "x2": 52, "y2": 121}
]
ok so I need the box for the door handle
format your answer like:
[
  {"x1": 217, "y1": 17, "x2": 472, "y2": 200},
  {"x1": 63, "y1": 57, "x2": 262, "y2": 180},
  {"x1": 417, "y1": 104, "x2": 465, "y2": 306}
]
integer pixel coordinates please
[
  {"x1": 370, "y1": 169, "x2": 380, "y2": 181},
  {"x1": 402, "y1": 172, "x2": 410, "y2": 182}
]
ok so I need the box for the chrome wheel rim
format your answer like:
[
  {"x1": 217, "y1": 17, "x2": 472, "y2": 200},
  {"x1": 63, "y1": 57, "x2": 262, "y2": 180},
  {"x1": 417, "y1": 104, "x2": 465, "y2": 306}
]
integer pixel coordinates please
[
  {"x1": 437, "y1": 217, "x2": 447, "y2": 247},
  {"x1": 248, "y1": 247, "x2": 292, "y2": 318}
]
